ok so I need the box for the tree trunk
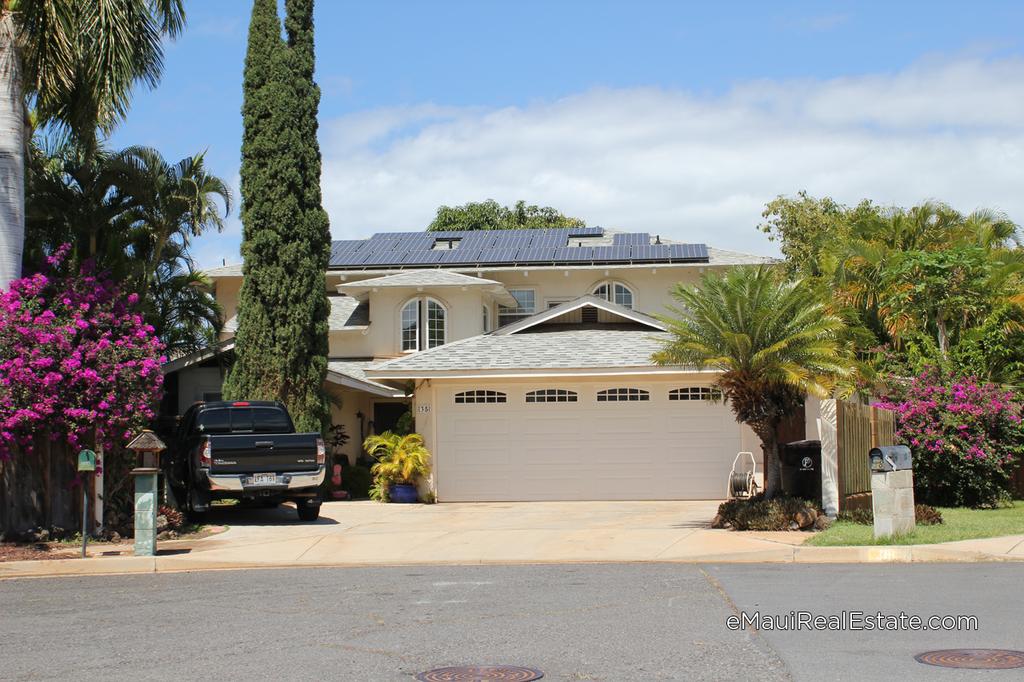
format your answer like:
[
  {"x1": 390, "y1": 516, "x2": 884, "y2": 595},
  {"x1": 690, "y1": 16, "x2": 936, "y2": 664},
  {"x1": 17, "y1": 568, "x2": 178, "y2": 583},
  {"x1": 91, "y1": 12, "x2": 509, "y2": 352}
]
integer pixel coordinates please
[
  {"x1": 0, "y1": 9, "x2": 25, "y2": 289},
  {"x1": 936, "y1": 314, "x2": 949, "y2": 359},
  {"x1": 751, "y1": 423, "x2": 783, "y2": 499}
]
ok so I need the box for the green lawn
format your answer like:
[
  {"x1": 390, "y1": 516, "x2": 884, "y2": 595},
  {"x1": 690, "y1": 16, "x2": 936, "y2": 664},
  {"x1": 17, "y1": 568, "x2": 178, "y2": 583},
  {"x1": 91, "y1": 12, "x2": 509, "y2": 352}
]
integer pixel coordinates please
[{"x1": 806, "y1": 504, "x2": 1024, "y2": 546}]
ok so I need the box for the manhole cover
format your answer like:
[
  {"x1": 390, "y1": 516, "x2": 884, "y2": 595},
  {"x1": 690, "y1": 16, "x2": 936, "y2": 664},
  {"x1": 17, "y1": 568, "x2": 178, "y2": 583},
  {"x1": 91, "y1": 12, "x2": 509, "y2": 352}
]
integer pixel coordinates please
[
  {"x1": 915, "y1": 649, "x2": 1024, "y2": 669},
  {"x1": 416, "y1": 665, "x2": 544, "y2": 681}
]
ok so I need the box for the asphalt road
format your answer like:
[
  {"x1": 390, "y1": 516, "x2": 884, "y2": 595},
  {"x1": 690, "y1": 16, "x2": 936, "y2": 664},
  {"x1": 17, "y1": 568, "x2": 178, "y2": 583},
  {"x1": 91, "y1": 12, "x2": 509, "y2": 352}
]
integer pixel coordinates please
[{"x1": 0, "y1": 563, "x2": 1020, "y2": 681}]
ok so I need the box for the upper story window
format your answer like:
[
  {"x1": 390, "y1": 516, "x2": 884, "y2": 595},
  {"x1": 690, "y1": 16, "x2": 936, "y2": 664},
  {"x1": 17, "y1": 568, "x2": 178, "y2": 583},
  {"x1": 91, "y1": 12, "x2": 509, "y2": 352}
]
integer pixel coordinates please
[
  {"x1": 597, "y1": 387, "x2": 649, "y2": 402},
  {"x1": 669, "y1": 387, "x2": 723, "y2": 402},
  {"x1": 593, "y1": 281, "x2": 634, "y2": 309},
  {"x1": 498, "y1": 289, "x2": 535, "y2": 327},
  {"x1": 400, "y1": 297, "x2": 447, "y2": 352},
  {"x1": 482, "y1": 304, "x2": 490, "y2": 333}
]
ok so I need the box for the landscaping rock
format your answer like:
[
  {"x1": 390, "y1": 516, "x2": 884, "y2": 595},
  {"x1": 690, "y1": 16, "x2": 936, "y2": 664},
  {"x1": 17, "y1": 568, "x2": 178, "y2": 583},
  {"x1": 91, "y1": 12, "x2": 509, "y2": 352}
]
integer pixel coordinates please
[
  {"x1": 813, "y1": 515, "x2": 833, "y2": 531},
  {"x1": 710, "y1": 514, "x2": 727, "y2": 529},
  {"x1": 788, "y1": 520, "x2": 800, "y2": 531}
]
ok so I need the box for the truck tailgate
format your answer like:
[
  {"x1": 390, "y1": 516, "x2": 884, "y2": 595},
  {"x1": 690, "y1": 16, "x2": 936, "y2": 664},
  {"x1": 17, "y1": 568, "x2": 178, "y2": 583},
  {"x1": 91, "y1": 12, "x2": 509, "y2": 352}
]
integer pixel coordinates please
[{"x1": 207, "y1": 434, "x2": 320, "y2": 474}]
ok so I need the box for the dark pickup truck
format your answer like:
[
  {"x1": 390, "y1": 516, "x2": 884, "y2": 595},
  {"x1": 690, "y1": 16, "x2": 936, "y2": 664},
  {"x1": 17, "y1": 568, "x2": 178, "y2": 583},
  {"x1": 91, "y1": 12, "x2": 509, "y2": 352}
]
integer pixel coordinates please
[{"x1": 165, "y1": 401, "x2": 326, "y2": 522}]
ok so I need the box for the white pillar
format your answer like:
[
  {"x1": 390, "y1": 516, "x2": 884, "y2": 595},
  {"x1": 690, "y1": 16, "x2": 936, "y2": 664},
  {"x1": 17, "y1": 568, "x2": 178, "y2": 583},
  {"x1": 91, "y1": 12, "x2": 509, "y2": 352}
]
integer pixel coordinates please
[{"x1": 818, "y1": 399, "x2": 840, "y2": 518}]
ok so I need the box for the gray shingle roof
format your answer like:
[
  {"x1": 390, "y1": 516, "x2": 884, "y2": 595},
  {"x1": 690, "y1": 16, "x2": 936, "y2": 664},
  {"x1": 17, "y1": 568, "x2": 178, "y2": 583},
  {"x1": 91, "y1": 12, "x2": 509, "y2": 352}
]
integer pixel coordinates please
[
  {"x1": 368, "y1": 325, "x2": 676, "y2": 376},
  {"x1": 339, "y1": 270, "x2": 504, "y2": 289},
  {"x1": 706, "y1": 247, "x2": 778, "y2": 265},
  {"x1": 327, "y1": 359, "x2": 406, "y2": 396},
  {"x1": 224, "y1": 296, "x2": 368, "y2": 333}
]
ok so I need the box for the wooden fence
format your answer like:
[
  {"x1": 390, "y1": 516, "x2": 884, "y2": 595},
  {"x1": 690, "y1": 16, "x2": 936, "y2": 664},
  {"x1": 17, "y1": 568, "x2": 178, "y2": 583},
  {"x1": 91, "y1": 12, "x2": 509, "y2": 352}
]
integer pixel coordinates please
[{"x1": 834, "y1": 401, "x2": 895, "y2": 510}]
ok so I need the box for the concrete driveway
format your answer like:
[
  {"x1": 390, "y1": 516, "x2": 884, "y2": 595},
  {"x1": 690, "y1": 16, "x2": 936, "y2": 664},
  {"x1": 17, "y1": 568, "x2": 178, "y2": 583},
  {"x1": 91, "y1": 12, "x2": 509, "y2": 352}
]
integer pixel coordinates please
[{"x1": 153, "y1": 499, "x2": 803, "y2": 568}]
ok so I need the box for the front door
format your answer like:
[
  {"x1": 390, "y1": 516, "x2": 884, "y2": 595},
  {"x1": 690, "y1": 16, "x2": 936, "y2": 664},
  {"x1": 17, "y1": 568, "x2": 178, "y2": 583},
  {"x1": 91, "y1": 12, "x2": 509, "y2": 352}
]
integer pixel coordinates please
[{"x1": 373, "y1": 402, "x2": 410, "y2": 435}]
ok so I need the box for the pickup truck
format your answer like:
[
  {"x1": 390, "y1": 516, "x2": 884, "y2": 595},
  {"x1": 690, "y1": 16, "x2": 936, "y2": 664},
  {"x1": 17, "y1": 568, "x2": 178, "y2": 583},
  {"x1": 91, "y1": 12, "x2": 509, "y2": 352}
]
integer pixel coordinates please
[{"x1": 165, "y1": 401, "x2": 326, "y2": 522}]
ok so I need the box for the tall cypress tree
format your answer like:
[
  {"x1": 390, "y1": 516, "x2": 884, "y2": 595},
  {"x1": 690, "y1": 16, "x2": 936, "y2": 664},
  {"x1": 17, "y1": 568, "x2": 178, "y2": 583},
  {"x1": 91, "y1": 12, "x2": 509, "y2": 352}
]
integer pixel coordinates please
[{"x1": 223, "y1": 0, "x2": 331, "y2": 433}]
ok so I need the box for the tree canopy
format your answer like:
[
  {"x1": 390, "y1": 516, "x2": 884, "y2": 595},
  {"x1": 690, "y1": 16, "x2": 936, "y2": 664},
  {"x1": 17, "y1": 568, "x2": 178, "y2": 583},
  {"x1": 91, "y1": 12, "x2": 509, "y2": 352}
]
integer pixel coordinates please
[{"x1": 427, "y1": 199, "x2": 585, "y2": 232}]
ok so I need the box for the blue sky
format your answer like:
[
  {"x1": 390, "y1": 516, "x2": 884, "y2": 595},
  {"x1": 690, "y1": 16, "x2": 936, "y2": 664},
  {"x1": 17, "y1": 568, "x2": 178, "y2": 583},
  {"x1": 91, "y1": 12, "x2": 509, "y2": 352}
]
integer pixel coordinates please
[{"x1": 108, "y1": 1, "x2": 1024, "y2": 268}]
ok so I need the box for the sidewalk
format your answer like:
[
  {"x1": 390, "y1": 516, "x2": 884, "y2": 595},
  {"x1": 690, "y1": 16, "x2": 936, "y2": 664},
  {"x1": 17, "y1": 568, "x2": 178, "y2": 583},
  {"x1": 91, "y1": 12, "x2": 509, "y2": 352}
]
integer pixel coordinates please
[{"x1": 2, "y1": 500, "x2": 1022, "y2": 579}]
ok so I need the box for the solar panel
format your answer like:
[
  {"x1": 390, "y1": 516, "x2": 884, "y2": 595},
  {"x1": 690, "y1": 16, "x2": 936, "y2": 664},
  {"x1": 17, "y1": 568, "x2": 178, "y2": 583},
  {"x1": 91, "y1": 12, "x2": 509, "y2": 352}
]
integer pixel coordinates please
[{"x1": 327, "y1": 229, "x2": 710, "y2": 268}]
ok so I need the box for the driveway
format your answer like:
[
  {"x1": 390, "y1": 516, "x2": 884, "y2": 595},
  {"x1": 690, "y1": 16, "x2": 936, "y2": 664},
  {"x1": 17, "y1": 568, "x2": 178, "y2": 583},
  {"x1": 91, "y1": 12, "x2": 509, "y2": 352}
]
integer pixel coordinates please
[{"x1": 149, "y1": 499, "x2": 803, "y2": 569}]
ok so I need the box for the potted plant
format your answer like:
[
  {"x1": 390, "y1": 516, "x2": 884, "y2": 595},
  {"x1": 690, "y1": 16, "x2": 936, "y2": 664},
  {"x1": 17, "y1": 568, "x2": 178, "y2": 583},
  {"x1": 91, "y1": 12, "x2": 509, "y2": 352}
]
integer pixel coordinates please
[{"x1": 362, "y1": 431, "x2": 431, "y2": 503}]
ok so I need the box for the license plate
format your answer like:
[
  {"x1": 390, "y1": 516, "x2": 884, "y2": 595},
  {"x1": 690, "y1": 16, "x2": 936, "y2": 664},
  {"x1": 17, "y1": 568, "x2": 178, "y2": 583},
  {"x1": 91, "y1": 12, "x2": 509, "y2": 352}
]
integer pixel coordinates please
[{"x1": 250, "y1": 473, "x2": 277, "y2": 486}]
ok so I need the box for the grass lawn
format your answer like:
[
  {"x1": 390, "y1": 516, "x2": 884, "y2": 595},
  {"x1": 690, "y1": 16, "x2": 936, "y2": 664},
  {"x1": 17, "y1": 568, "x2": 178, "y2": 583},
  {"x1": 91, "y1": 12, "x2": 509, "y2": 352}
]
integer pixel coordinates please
[{"x1": 806, "y1": 504, "x2": 1024, "y2": 546}]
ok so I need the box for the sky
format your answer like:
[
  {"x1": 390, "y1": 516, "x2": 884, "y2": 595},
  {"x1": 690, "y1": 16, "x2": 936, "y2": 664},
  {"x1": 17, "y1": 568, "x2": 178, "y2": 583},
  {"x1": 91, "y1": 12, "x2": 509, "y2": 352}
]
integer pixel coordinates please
[{"x1": 107, "y1": 0, "x2": 1024, "y2": 269}]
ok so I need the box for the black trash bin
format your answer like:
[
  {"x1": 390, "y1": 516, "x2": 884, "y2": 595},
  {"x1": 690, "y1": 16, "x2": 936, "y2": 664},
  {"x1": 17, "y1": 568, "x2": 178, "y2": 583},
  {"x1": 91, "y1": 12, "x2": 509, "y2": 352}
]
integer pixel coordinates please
[{"x1": 780, "y1": 440, "x2": 822, "y2": 504}]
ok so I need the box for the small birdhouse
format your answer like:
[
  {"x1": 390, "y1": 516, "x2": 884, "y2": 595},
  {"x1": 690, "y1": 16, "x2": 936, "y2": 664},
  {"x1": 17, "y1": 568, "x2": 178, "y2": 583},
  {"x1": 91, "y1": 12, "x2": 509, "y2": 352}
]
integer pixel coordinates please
[
  {"x1": 126, "y1": 430, "x2": 167, "y2": 470},
  {"x1": 77, "y1": 449, "x2": 96, "y2": 472}
]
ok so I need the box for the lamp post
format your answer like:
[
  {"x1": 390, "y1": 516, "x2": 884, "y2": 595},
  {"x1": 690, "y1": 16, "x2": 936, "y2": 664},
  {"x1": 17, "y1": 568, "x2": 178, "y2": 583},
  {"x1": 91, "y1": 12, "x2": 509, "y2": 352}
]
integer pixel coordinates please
[{"x1": 125, "y1": 430, "x2": 167, "y2": 557}]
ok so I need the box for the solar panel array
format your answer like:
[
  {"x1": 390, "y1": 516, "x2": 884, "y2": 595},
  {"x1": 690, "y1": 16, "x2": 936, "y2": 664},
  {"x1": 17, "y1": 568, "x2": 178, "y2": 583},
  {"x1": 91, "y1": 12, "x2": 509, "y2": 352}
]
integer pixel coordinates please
[{"x1": 329, "y1": 228, "x2": 709, "y2": 269}]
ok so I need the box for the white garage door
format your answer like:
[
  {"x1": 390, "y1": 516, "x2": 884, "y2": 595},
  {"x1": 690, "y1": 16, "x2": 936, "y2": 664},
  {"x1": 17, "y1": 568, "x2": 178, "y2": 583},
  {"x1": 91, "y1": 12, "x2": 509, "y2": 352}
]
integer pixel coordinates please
[{"x1": 434, "y1": 382, "x2": 743, "y2": 501}]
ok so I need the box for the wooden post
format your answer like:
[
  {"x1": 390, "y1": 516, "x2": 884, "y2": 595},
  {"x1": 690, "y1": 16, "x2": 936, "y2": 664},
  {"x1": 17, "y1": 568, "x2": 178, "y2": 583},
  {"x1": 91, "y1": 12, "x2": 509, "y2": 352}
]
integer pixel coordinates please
[
  {"x1": 835, "y1": 400, "x2": 845, "y2": 511},
  {"x1": 869, "y1": 406, "x2": 879, "y2": 448}
]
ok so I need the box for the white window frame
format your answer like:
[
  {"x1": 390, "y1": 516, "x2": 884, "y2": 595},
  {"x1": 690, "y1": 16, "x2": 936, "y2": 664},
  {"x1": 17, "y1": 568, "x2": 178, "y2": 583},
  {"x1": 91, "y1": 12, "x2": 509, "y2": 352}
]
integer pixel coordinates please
[
  {"x1": 498, "y1": 288, "x2": 536, "y2": 327},
  {"x1": 525, "y1": 389, "x2": 578, "y2": 403},
  {"x1": 455, "y1": 389, "x2": 507, "y2": 404},
  {"x1": 482, "y1": 304, "x2": 490, "y2": 333},
  {"x1": 591, "y1": 280, "x2": 636, "y2": 309},
  {"x1": 669, "y1": 387, "x2": 723, "y2": 402},
  {"x1": 597, "y1": 387, "x2": 649, "y2": 402},
  {"x1": 545, "y1": 297, "x2": 573, "y2": 309},
  {"x1": 399, "y1": 296, "x2": 448, "y2": 353}
]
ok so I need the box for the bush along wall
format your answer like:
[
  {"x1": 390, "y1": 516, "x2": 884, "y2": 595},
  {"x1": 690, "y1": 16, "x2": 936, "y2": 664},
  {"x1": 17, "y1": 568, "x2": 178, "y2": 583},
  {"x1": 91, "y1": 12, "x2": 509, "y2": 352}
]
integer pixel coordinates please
[{"x1": 877, "y1": 368, "x2": 1024, "y2": 508}]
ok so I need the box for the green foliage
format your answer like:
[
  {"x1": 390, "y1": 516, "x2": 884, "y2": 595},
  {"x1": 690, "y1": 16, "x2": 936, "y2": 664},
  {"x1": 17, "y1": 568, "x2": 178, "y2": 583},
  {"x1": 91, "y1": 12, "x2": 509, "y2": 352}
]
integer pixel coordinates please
[
  {"x1": 223, "y1": 0, "x2": 332, "y2": 433},
  {"x1": 368, "y1": 479, "x2": 390, "y2": 503},
  {"x1": 759, "y1": 191, "x2": 878, "y2": 278},
  {"x1": 393, "y1": 410, "x2": 414, "y2": 436},
  {"x1": 340, "y1": 464, "x2": 372, "y2": 499},
  {"x1": 654, "y1": 266, "x2": 854, "y2": 497},
  {"x1": 363, "y1": 431, "x2": 432, "y2": 486},
  {"x1": 427, "y1": 199, "x2": 585, "y2": 232},
  {"x1": 716, "y1": 496, "x2": 821, "y2": 531},
  {"x1": 24, "y1": 141, "x2": 230, "y2": 356},
  {"x1": 14, "y1": 0, "x2": 186, "y2": 147},
  {"x1": 835, "y1": 506, "x2": 943, "y2": 526},
  {"x1": 327, "y1": 423, "x2": 349, "y2": 453}
]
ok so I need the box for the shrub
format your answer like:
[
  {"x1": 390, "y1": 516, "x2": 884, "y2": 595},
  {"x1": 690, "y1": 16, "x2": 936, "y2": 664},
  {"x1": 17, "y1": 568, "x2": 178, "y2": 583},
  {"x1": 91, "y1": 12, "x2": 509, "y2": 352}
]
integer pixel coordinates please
[
  {"x1": 0, "y1": 247, "x2": 165, "y2": 459},
  {"x1": 716, "y1": 495, "x2": 821, "y2": 531},
  {"x1": 877, "y1": 368, "x2": 1024, "y2": 508},
  {"x1": 837, "y1": 504, "x2": 944, "y2": 526},
  {"x1": 341, "y1": 464, "x2": 372, "y2": 499}
]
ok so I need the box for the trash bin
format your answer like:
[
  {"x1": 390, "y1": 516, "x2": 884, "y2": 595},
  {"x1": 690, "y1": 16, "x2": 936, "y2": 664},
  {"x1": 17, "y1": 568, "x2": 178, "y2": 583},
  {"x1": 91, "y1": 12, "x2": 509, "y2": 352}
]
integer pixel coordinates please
[{"x1": 780, "y1": 440, "x2": 822, "y2": 503}]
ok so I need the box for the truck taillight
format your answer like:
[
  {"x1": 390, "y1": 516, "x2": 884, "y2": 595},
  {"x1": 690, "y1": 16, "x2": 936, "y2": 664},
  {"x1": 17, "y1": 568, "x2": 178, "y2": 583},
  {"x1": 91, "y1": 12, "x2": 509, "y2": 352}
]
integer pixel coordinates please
[
  {"x1": 200, "y1": 440, "x2": 212, "y2": 468},
  {"x1": 316, "y1": 437, "x2": 326, "y2": 465}
]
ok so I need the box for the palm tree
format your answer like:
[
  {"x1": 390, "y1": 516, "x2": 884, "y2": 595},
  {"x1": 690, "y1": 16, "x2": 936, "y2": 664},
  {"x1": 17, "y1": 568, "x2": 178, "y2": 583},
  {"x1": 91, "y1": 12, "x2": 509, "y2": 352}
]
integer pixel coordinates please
[
  {"x1": 363, "y1": 431, "x2": 431, "y2": 501},
  {"x1": 115, "y1": 146, "x2": 232, "y2": 288},
  {"x1": 0, "y1": 0, "x2": 185, "y2": 288},
  {"x1": 147, "y1": 248, "x2": 222, "y2": 357},
  {"x1": 653, "y1": 266, "x2": 854, "y2": 498}
]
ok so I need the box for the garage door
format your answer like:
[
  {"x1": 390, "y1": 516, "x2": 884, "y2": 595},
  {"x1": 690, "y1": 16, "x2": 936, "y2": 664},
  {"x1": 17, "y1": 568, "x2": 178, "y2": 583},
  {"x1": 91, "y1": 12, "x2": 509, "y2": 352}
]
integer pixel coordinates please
[{"x1": 434, "y1": 383, "x2": 743, "y2": 501}]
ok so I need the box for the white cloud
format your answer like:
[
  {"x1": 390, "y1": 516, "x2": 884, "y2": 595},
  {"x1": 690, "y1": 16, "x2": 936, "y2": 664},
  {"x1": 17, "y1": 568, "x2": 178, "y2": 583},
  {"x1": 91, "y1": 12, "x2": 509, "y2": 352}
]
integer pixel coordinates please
[{"x1": 314, "y1": 57, "x2": 1024, "y2": 258}]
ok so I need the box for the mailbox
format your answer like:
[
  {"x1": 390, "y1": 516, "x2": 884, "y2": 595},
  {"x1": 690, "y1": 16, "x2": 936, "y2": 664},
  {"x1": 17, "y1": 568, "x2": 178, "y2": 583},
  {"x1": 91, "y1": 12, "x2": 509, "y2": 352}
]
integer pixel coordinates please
[
  {"x1": 77, "y1": 449, "x2": 97, "y2": 472},
  {"x1": 869, "y1": 445, "x2": 912, "y2": 472}
]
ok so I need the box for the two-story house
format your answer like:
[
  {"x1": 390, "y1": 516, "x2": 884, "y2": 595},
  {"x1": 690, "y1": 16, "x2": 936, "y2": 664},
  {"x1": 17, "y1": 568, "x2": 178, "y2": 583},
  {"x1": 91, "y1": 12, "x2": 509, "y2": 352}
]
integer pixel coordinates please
[{"x1": 162, "y1": 227, "x2": 774, "y2": 502}]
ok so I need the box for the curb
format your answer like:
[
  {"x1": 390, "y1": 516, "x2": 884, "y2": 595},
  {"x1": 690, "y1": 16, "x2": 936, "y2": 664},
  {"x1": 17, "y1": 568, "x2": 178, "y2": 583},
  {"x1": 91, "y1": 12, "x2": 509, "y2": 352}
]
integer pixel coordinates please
[{"x1": 2, "y1": 545, "x2": 1021, "y2": 580}]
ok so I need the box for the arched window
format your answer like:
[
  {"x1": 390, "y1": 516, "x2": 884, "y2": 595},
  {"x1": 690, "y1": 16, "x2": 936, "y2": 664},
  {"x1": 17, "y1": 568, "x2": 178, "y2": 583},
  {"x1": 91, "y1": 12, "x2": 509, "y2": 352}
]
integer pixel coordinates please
[
  {"x1": 597, "y1": 387, "x2": 649, "y2": 402},
  {"x1": 669, "y1": 387, "x2": 723, "y2": 402},
  {"x1": 593, "y1": 281, "x2": 634, "y2": 309},
  {"x1": 526, "y1": 389, "x2": 578, "y2": 403},
  {"x1": 400, "y1": 297, "x2": 447, "y2": 352},
  {"x1": 455, "y1": 390, "x2": 507, "y2": 404}
]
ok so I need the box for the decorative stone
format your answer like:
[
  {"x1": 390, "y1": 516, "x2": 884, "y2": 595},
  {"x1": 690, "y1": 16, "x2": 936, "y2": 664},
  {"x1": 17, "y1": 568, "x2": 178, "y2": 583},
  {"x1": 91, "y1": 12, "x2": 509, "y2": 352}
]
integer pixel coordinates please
[
  {"x1": 813, "y1": 514, "x2": 832, "y2": 531},
  {"x1": 711, "y1": 514, "x2": 726, "y2": 529}
]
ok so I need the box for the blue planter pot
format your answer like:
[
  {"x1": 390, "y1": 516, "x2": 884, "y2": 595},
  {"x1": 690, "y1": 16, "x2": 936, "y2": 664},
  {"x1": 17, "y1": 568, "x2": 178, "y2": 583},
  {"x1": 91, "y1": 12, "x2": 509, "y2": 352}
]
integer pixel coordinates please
[{"x1": 389, "y1": 483, "x2": 419, "y2": 503}]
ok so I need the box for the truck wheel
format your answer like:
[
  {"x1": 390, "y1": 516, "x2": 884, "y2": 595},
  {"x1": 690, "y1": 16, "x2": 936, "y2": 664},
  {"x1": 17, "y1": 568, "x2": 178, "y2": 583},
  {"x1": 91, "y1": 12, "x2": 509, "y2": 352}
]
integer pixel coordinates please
[
  {"x1": 186, "y1": 508, "x2": 208, "y2": 524},
  {"x1": 297, "y1": 505, "x2": 320, "y2": 522}
]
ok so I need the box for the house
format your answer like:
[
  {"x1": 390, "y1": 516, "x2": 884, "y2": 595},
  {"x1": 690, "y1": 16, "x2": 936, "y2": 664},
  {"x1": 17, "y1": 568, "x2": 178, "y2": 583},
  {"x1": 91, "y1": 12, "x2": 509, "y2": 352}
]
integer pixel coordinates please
[{"x1": 164, "y1": 226, "x2": 777, "y2": 501}]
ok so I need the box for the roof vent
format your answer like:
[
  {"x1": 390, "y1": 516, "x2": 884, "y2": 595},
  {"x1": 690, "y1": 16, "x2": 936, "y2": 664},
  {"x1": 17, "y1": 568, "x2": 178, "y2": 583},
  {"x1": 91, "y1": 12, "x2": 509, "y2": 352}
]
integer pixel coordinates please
[{"x1": 581, "y1": 306, "x2": 599, "y2": 324}]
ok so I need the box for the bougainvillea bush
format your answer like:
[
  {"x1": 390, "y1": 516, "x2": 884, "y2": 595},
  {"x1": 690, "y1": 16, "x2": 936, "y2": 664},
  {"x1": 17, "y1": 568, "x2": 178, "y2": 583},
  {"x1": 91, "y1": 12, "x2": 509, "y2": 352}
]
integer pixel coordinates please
[
  {"x1": 877, "y1": 368, "x2": 1024, "y2": 508},
  {"x1": 0, "y1": 246, "x2": 165, "y2": 460}
]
